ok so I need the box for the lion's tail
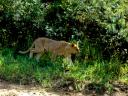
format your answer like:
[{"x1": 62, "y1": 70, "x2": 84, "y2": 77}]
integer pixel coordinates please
[{"x1": 19, "y1": 42, "x2": 35, "y2": 54}]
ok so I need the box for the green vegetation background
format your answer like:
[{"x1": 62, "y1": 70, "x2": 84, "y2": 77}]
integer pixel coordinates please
[{"x1": 0, "y1": 0, "x2": 128, "y2": 93}]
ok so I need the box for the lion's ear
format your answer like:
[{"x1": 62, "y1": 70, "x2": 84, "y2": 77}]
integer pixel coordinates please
[{"x1": 71, "y1": 44, "x2": 75, "y2": 47}]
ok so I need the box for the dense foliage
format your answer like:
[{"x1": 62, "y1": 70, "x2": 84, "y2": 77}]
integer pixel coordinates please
[{"x1": 0, "y1": 0, "x2": 128, "y2": 62}]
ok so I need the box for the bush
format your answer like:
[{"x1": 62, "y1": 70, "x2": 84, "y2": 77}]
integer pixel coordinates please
[
  {"x1": 0, "y1": 0, "x2": 46, "y2": 48},
  {"x1": 0, "y1": 0, "x2": 128, "y2": 62},
  {"x1": 60, "y1": 0, "x2": 128, "y2": 62}
]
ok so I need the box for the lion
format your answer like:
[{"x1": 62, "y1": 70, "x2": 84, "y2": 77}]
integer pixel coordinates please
[{"x1": 19, "y1": 37, "x2": 80, "y2": 62}]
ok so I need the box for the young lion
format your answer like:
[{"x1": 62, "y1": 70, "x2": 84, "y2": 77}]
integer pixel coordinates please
[{"x1": 19, "y1": 37, "x2": 80, "y2": 62}]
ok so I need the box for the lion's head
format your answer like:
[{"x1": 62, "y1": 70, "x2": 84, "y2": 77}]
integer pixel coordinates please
[{"x1": 66, "y1": 43, "x2": 80, "y2": 54}]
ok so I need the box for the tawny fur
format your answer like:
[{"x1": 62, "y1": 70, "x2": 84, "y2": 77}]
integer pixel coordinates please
[{"x1": 19, "y1": 37, "x2": 79, "y2": 61}]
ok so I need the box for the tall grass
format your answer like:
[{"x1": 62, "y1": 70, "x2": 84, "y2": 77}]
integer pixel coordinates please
[{"x1": 0, "y1": 48, "x2": 127, "y2": 91}]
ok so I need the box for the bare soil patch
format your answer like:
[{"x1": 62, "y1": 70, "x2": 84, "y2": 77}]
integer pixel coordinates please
[{"x1": 0, "y1": 79, "x2": 127, "y2": 96}]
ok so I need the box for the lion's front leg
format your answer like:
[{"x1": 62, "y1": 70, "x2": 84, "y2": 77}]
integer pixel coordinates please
[
  {"x1": 64, "y1": 55, "x2": 73, "y2": 65},
  {"x1": 67, "y1": 56, "x2": 73, "y2": 64}
]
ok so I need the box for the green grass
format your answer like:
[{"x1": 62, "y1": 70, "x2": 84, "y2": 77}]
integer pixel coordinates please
[{"x1": 0, "y1": 48, "x2": 127, "y2": 92}]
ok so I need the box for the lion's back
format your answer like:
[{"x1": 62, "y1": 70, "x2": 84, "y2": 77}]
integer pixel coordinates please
[{"x1": 34, "y1": 37, "x2": 79, "y2": 57}]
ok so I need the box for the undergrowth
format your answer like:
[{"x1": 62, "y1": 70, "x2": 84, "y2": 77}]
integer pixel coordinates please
[{"x1": 0, "y1": 48, "x2": 127, "y2": 93}]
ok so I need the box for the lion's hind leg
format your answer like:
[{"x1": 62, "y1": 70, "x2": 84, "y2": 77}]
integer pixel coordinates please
[
  {"x1": 31, "y1": 48, "x2": 45, "y2": 62},
  {"x1": 29, "y1": 48, "x2": 35, "y2": 59},
  {"x1": 35, "y1": 53, "x2": 42, "y2": 62}
]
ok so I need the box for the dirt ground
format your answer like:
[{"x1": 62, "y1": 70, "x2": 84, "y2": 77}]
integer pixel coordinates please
[{"x1": 0, "y1": 80, "x2": 127, "y2": 96}]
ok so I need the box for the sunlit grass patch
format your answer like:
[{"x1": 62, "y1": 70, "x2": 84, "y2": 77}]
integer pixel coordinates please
[
  {"x1": 0, "y1": 48, "x2": 127, "y2": 92},
  {"x1": 119, "y1": 64, "x2": 128, "y2": 84}
]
